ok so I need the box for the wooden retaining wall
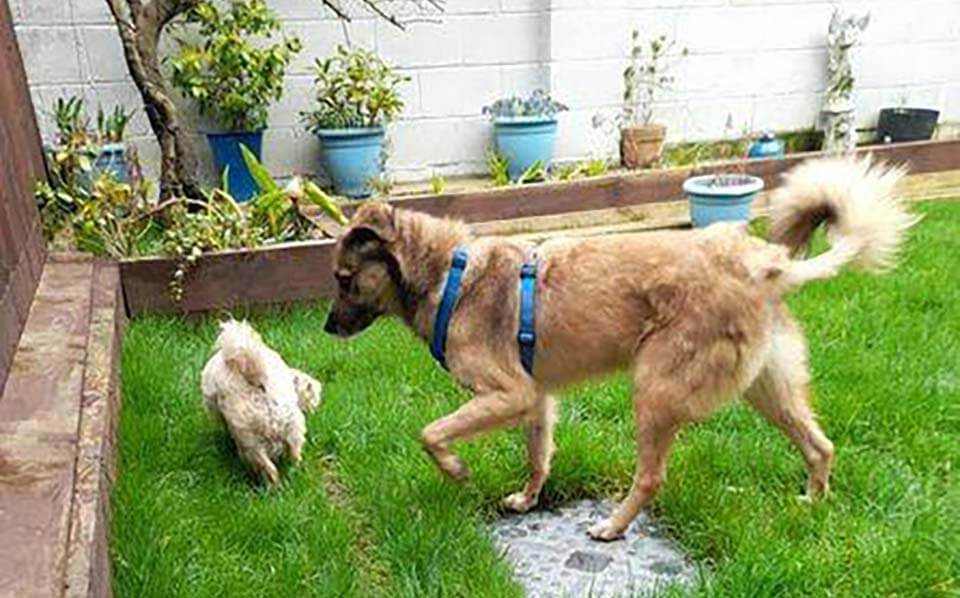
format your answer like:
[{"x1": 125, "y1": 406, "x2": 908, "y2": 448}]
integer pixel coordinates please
[
  {"x1": 0, "y1": 0, "x2": 47, "y2": 390},
  {"x1": 121, "y1": 139, "x2": 960, "y2": 316}
]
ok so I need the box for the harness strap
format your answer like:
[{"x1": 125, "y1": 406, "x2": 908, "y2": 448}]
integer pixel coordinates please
[
  {"x1": 518, "y1": 260, "x2": 538, "y2": 376},
  {"x1": 430, "y1": 247, "x2": 469, "y2": 369}
]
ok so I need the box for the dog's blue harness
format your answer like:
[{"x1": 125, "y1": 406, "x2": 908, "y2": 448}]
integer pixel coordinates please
[{"x1": 430, "y1": 247, "x2": 538, "y2": 376}]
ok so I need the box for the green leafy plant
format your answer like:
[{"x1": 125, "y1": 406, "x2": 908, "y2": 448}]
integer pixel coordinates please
[
  {"x1": 97, "y1": 105, "x2": 134, "y2": 143},
  {"x1": 53, "y1": 96, "x2": 91, "y2": 146},
  {"x1": 517, "y1": 160, "x2": 545, "y2": 184},
  {"x1": 429, "y1": 174, "x2": 447, "y2": 195},
  {"x1": 368, "y1": 174, "x2": 394, "y2": 196},
  {"x1": 482, "y1": 90, "x2": 567, "y2": 120},
  {"x1": 302, "y1": 45, "x2": 407, "y2": 132},
  {"x1": 554, "y1": 158, "x2": 611, "y2": 181},
  {"x1": 170, "y1": 0, "x2": 301, "y2": 131},
  {"x1": 486, "y1": 150, "x2": 510, "y2": 187}
]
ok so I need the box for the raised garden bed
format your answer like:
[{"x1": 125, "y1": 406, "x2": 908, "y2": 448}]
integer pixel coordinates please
[{"x1": 120, "y1": 139, "x2": 960, "y2": 316}]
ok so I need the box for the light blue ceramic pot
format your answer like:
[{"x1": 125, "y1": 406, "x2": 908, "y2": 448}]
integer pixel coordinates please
[
  {"x1": 315, "y1": 127, "x2": 385, "y2": 199},
  {"x1": 683, "y1": 174, "x2": 764, "y2": 228},
  {"x1": 494, "y1": 116, "x2": 558, "y2": 181}
]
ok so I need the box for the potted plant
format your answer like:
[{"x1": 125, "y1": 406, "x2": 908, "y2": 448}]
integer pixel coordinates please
[
  {"x1": 483, "y1": 90, "x2": 567, "y2": 181},
  {"x1": 683, "y1": 115, "x2": 763, "y2": 228},
  {"x1": 49, "y1": 96, "x2": 135, "y2": 185},
  {"x1": 302, "y1": 46, "x2": 407, "y2": 199},
  {"x1": 615, "y1": 30, "x2": 686, "y2": 169},
  {"x1": 95, "y1": 105, "x2": 134, "y2": 182},
  {"x1": 171, "y1": 0, "x2": 301, "y2": 201},
  {"x1": 877, "y1": 97, "x2": 939, "y2": 143}
]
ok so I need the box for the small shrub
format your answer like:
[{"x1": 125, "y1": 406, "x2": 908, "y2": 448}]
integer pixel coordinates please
[
  {"x1": 486, "y1": 150, "x2": 511, "y2": 187},
  {"x1": 429, "y1": 174, "x2": 447, "y2": 195},
  {"x1": 97, "y1": 105, "x2": 133, "y2": 143},
  {"x1": 302, "y1": 45, "x2": 407, "y2": 132},
  {"x1": 170, "y1": 0, "x2": 301, "y2": 131}
]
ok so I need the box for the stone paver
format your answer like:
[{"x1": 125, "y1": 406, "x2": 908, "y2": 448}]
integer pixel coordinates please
[{"x1": 491, "y1": 500, "x2": 695, "y2": 597}]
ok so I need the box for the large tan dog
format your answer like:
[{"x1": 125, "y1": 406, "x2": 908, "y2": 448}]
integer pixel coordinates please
[{"x1": 323, "y1": 158, "x2": 917, "y2": 541}]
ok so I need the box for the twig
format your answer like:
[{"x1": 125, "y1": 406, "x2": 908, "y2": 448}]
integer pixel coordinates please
[
  {"x1": 322, "y1": 0, "x2": 351, "y2": 22},
  {"x1": 359, "y1": 0, "x2": 405, "y2": 30}
]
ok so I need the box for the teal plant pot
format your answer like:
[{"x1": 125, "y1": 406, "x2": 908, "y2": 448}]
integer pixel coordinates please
[
  {"x1": 494, "y1": 116, "x2": 558, "y2": 180},
  {"x1": 94, "y1": 143, "x2": 129, "y2": 183},
  {"x1": 206, "y1": 130, "x2": 264, "y2": 202},
  {"x1": 683, "y1": 174, "x2": 764, "y2": 228},
  {"x1": 315, "y1": 127, "x2": 385, "y2": 199}
]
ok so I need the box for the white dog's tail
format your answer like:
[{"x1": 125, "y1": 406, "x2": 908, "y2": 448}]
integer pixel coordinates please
[
  {"x1": 217, "y1": 320, "x2": 267, "y2": 388},
  {"x1": 769, "y1": 157, "x2": 920, "y2": 288}
]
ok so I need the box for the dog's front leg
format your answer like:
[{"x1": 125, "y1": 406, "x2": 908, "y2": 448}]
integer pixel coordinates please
[
  {"x1": 421, "y1": 389, "x2": 530, "y2": 482},
  {"x1": 503, "y1": 394, "x2": 556, "y2": 513}
]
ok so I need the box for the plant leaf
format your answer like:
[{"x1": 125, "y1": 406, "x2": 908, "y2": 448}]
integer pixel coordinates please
[{"x1": 302, "y1": 180, "x2": 348, "y2": 225}]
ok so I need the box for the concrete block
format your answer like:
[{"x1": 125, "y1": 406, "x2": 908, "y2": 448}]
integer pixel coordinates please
[
  {"x1": 286, "y1": 19, "x2": 376, "y2": 76},
  {"x1": 419, "y1": 66, "x2": 500, "y2": 117},
  {"x1": 377, "y1": 19, "x2": 462, "y2": 67},
  {"x1": 78, "y1": 26, "x2": 131, "y2": 83},
  {"x1": 461, "y1": 13, "x2": 546, "y2": 64},
  {"x1": 501, "y1": 63, "x2": 550, "y2": 95},
  {"x1": 15, "y1": 27, "x2": 82, "y2": 84},
  {"x1": 550, "y1": 9, "x2": 678, "y2": 62}
]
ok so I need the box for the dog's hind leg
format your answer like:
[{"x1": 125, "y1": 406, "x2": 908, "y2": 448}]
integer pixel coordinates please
[
  {"x1": 743, "y1": 323, "x2": 834, "y2": 500},
  {"x1": 503, "y1": 393, "x2": 557, "y2": 513},
  {"x1": 587, "y1": 380, "x2": 682, "y2": 541},
  {"x1": 421, "y1": 386, "x2": 533, "y2": 482}
]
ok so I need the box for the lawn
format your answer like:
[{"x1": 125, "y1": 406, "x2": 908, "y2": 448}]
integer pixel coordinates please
[{"x1": 114, "y1": 200, "x2": 960, "y2": 597}]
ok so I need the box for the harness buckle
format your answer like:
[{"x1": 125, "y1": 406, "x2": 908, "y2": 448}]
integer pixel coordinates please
[
  {"x1": 451, "y1": 250, "x2": 468, "y2": 269},
  {"x1": 520, "y1": 263, "x2": 537, "y2": 278},
  {"x1": 518, "y1": 330, "x2": 535, "y2": 346}
]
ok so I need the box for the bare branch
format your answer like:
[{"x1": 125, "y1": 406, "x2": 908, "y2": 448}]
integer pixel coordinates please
[
  {"x1": 322, "y1": 0, "x2": 352, "y2": 22},
  {"x1": 359, "y1": 0, "x2": 405, "y2": 30}
]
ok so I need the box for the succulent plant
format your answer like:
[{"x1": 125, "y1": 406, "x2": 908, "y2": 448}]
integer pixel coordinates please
[{"x1": 482, "y1": 90, "x2": 568, "y2": 120}]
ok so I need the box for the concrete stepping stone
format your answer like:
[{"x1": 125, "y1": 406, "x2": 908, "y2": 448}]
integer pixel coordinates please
[{"x1": 491, "y1": 499, "x2": 695, "y2": 597}]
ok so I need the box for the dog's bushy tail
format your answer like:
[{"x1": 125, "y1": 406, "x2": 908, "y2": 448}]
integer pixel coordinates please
[
  {"x1": 217, "y1": 319, "x2": 267, "y2": 388},
  {"x1": 769, "y1": 156, "x2": 919, "y2": 287}
]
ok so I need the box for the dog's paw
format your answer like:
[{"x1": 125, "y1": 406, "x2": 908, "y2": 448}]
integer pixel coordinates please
[
  {"x1": 586, "y1": 518, "x2": 625, "y2": 542},
  {"x1": 439, "y1": 456, "x2": 471, "y2": 482},
  {"x1": 502, "y1": 492, "x2": 537, "y2": 513}
]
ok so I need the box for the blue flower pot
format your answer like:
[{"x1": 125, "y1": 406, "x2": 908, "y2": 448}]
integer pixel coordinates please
[
  {"x1": 94, "y1": 143, "x2": 129, "y2": 183},
  {"x1": 206, "y1": 130, "x2": 264, "y2": 202},
  {"x1": 494, "y1": 116, "x2": 558, "y2": 181},
  {"x1": 683, "y1": 174, "x2": 764, "y2": 228},
  {"x1": 315, "y1": 127, "x2": 385, "y2": 199},
  {"x1": 747, "y1": 132, "x2": 785, "y2": 160}
]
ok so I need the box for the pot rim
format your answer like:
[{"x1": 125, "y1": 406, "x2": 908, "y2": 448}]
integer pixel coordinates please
[
  {"x1": 203, "y1": 129, "x2": 266, "y2": 138},
  {"x1": 493, "y1": 115, "x2": 558, "y2": 126},
  {"x1": 683, "y1": 173, "x2": 764, "y2": 197},
  {"x1": 880, "y1": 107, "x2": 940, "y2": 116},
  {"x1": 314, "y1": 126, "x2": 386, "y2": 138}
]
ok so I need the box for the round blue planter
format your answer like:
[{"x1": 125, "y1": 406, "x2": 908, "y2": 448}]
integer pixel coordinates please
[
  {"x1": 206, "y1": 130, "x2": 264, "y2": 202},
  {"x1": 683, "y1": 174, "x2": 764, "y2": 228},
  {"x1": 747, "y1": 132, "x2": 785, "y2": 160},
  {"x1": 315, "y1": 127, "x2": 385, "y2": 199},
  {"x1": 494, "y1": 117, "x2": 558, "y2": 181},
  {"x1": 94, "y1": 143, "x2": 129, "y2": 183}
]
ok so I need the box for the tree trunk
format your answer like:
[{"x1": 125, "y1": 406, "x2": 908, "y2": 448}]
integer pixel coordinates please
[{"x1": 106, "y1": 0, "x2": 203, "y2": 200}]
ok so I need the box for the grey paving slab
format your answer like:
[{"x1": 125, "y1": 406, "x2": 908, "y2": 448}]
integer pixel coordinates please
[{"x1": 491, "y1": 500, "x2": 696, "y2": 597}]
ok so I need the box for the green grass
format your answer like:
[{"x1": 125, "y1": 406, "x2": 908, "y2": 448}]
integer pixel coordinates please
[{"x1": 114, "y1": 201, "x2": 960, "y2": 597}]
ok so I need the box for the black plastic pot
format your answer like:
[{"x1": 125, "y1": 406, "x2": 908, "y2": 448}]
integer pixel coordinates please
[{"x1": 877, "y1": 108, "x2": 939, "y2": 143}]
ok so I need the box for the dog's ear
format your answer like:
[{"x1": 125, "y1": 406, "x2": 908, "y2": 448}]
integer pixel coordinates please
[{"x1": 345, "y1": 202, "x2": 397, "y2": 246}]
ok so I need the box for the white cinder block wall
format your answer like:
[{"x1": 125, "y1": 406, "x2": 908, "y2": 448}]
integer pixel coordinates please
[{"x1": 12, "y1": 0, "x2": 960, "y2": 184}]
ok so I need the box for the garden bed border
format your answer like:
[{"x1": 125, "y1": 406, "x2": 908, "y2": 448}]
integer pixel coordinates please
[{"x1": 121, "y1": 138, "x2": 960, "y2": 316}]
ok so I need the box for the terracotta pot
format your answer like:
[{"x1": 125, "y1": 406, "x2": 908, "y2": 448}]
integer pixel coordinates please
[{"x1": 620, "y1": 125, "x2": 665, "y2": 169}]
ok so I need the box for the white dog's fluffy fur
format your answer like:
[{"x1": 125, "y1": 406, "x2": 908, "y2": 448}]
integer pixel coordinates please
[{"x1": 201, "y1": 319, "x2": 322, "y2": 484}]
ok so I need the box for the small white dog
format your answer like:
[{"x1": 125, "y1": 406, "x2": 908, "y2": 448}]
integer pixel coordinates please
[{"x1": 201, "y1": 319, "x2": 322, "y2": 485}]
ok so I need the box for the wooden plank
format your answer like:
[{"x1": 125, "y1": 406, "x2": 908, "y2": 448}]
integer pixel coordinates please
[
  {"x1": 120, "y1": 138, "x2": 960, "y2": 315},
  {"x1": 120, "y1": 240, "x2": 338, "y2": 316},
  {"x1": 0, "y1": 0, "x2": 47, "y2": 390},
  {"x1": 359, "y1": 138, "x2": 960, "y2": 224}
]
